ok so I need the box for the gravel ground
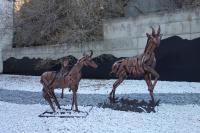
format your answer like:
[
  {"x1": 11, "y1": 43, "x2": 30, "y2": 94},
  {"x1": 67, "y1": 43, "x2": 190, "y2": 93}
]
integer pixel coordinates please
[{"x1": 1, "y1": 75, "x2": 200, "y2": 133}]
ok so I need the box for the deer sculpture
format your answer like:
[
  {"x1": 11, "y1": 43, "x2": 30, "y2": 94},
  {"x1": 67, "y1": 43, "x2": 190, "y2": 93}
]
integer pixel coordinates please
[
  {"x1": 40, "y1": 50, "x2": 98, "y2": 112},
  {"x1": 39, "y1": 57, "x2": 71, "y2": 99},
  {"x1": 110, "y1": 26, "x2": 162, "y2": 103}
]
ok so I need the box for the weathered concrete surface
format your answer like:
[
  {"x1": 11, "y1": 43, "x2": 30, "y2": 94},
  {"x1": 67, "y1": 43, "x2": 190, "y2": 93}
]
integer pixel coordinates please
[
  {"x1": 104, "y1": 7, "x2": 200, "y2": 41},
  {"x1": 124, "y1": 0, "x2": 176, "y2": 17},
  {"x1": 0, "y1": 0, "x2": 13, "y2": 72},
  {"x1": 124, "y1": 0, "x2": 200, "y2": 17},
  {"x1": 2, "y1": 38, "x2": 139, "y2": 60}
]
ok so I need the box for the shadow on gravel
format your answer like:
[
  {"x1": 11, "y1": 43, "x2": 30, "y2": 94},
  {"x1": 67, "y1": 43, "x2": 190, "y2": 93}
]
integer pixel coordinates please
[
  {"x1": 98, "y1": 98, "x2": 160, "y2": 113},
  {"x1": 0, "y1": 89, "x2": 200, "y2": 106}
]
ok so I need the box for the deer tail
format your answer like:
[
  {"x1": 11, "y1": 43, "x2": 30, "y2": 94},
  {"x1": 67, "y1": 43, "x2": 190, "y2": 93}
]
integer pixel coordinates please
[{"x1": 41, "y1": 72, "x2": 57, "y2": 89}]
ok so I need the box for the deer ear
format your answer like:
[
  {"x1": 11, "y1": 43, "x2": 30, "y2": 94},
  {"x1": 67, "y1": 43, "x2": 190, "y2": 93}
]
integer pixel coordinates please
[
  {"x1": 151, "y1": 26, "x2": 156, "y2": 36},
  {"x1": 146, "y1": 33, "x2": 150, "y2": 38},
  {"x1": 157, "y1": 25, "x2": 161, "y2": 35},
  {"x1": 89, "y1": 50, "x2": 93, "y2": 57}
]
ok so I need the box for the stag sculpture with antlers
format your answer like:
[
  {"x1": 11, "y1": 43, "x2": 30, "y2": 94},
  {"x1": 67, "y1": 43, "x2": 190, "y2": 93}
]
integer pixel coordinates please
[
  {"x1": 40, "y1": 50, "x2": 98, "y2": 112},
  {"x1": 110, "y1": 26, "x2": 162, "y2": 103}
]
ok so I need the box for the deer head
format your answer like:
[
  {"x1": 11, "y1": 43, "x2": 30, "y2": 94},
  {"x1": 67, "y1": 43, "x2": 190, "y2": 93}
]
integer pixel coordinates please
[
  {"x1": 80, "y1": 50, "x2": 98, "y2": 68},
  {"x1": 146, "y1": 25, "x2": 162, "y2": 47}
]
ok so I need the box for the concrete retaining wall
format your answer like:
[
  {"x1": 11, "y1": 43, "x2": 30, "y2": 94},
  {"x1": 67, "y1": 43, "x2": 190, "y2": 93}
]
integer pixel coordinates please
[
  {"x1": 104, "y1": 7, "x2": 200, "y2": 51},
  {"x1": 1, "y1": 6, "x2": 200, "y2": 73},
  {"x1": 124, "y1": 0, "x2": 177, "y2": 17},
  {"x1": 2, "y1": 38, "x2": 139, "y2": 60},
  {"x1": 0, "y1": 0, "x2": 13, "y2": 72},
  {"x1": 124, "y1": 0, "x2": 200, "y2": 17}
]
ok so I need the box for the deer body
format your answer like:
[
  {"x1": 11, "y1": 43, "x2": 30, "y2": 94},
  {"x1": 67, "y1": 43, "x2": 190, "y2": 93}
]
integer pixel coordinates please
[
  {"x1": 40, "y1": 57, "x2": 71, "y2": 98},
  {"x1": 112, "y1": 53, "x2": 156, "y2": 77},
  {"x1": 110, "y1": 26, "x2": 161, "y2": 103},
  {"x1": 41, "y1": 51, "x2": 97, "y2": 112}
]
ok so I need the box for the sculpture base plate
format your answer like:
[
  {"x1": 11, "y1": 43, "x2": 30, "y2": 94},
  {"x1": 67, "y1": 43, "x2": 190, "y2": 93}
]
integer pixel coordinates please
[{"x1": 39, "y1": 106, "x2": 93, "y2": 118}]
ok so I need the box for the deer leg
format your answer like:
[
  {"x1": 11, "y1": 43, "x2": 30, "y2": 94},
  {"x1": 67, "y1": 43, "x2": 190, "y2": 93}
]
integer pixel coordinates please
[
  {"x1": 144, "y1": 65, "x2": 159, "y2": 103},
  {"x1": 43, "y1": 88, "x2": 56, "y2": 112},
  {"x1": 143, "y1": 65, "x2": 159, "y2": 89},
  {"x1": 152, "y1": 72, "x2": 159, "y2": 88},
  {"x1": 61, "y1": 88, "x2": 64, "y2": 99},
  {"x1": 52, "y1": 90, "x2": 61, "y2": 109},
  {"x1": 150, "y1": 70, "x2": 159, "y2": 90},
  {"x1": 150, "y1": 71, "x2": 159, "y2": 104},
  {"x1": 144, "y1": 73, "x2": 153, "y2": 91},
  {"x1": 144, "y1": 74, "x2": 154, "y2": 103},
  {"x1": 71, "y1": 86, "x2": 79, "y2": 112},
  {"x1": 74, "y1": 91, "x2": 79, "y2": 112},
  {"x1": 109, "y1": 72, "x2": 126, "y2": 103},
  {"x1": 71, "y1": 89, "x2": 75, "y2": 110}
]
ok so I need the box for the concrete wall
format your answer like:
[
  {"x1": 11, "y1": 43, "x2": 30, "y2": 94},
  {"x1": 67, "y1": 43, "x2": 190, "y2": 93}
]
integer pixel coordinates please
[
  {"x1": 124, "y1": 0, "x2": 177, "y2": 17},
  {"x1": 124, "y1": 0, "x2": 200, "y2": 17},
  {"x1": 1, "y1": 6, "x2": 200, "y2": 72},
  {"x1": 2, "y1": 38, "x2": 139, "y2": 60},
  {"x1": 104, "y1": 7, "x2": 200, "y2": 54},
  {"x1": 0, "y1": 0, "x2": 13, "y2": 72}
]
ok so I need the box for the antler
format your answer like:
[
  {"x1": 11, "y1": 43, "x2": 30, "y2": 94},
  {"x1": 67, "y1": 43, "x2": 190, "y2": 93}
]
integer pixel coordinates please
[
  {"x1": 89, "y1": 50, "x2": 93, "y2": 57},
  {"x1": 151, "y1": 26, "x2": 156, "y2": 36},
  {"x1": 157, "y1": 25, "x2": 161, "y2": 35},
  {"x1": 83, "y1": 51, "x2": 87, "y2": 56}
]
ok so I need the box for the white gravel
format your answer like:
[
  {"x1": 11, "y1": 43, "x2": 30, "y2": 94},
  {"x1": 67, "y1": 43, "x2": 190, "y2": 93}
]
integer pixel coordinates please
[
  {"x1": 0, "y1": 74, "x2": 200, "y2": 133},
  {"x1": 0, "y1": 101, "x2": 200, "y2": 133}
]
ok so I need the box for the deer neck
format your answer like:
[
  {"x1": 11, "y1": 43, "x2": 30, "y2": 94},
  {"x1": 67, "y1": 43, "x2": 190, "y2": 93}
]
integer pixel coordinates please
[
  {"x1": 144, "y1": 42, "x2": 156, "y2": 57},
  {"x1": 141, "y1": 41, "x2": 157, "y2": 64},
  {"x1": 73, "y1": 61, "x2": 84, "y2": 72}
]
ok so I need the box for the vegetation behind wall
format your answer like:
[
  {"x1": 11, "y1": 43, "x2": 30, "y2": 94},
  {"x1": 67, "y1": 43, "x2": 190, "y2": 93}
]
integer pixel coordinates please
[
  {"x1": 13, "y1": 0, "x2": 127, "y2": 47},
  {"x1": 13, "y1": 0, "x2": 200, "y2": 47}
]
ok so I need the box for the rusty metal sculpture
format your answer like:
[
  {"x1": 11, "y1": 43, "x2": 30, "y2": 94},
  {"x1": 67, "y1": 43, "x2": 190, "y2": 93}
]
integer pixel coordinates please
[
  {"x1": 59, "y1": 57, "x2": 71, "y2": 98},
  {"x1": 40, "y1": 50, "x2": 98, "y2": 112},
  {"x1": 110, "y1": 26, "x2": 162, "y2": 103},
  {"x1": 39, "y1": 57, "x2": 71, "y2": 99}
]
